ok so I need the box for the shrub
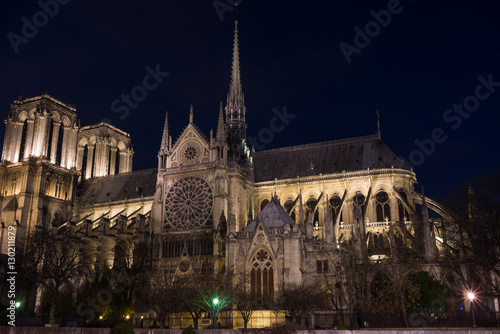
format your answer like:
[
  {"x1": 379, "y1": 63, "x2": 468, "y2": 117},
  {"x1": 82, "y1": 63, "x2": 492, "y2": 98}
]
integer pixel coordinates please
[
  {"x1": 111, "y1": 322, "x2": 134, "y2": 334},
  {"x1": 183, "y1": 325, "x2": 196, "y2": 334},
  {"x1": 337, "y1": 316, "x2": 344, "y2": 330},
  {"x1": 352, "y1": 316, "x2": 359, "y2": 329}
]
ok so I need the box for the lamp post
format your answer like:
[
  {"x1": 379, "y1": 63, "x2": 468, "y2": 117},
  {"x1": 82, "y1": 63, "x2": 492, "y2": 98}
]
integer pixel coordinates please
[
  {"x1": 467, "y1": 292, "x2": 477, "y2": 329},
  {"x1": 212, "y1": 297, "x2": 219, "y2": 329}
]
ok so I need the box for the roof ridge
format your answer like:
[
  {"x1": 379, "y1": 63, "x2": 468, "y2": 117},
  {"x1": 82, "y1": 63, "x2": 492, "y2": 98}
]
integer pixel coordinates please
[
  {"x1": 14, "y1": 93, "x2": 76, "y2": 111},
  {"x1": 80, "y1": 122, "x2": 131, "y2": 137},
  {"x1": 253, "y1": 133, "x2": 380, "y2": 155},
  {"x1": 84, "y1": 168, "x2": 158, "y2": 181}
]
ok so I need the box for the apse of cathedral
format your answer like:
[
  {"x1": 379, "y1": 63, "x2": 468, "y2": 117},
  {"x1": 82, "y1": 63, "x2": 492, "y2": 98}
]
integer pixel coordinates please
[{"x1": 0, "y1": 20, "x2": 450, "y2": 292}]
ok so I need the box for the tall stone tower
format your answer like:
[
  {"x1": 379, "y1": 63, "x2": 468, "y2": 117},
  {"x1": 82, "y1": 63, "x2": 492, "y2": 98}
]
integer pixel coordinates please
[
  {"x1": 0, "y1": 94, "x2": 80, "y2": 252},
  {"x1": 150, "y1": 21, "x2": 254, "y2": 275}
]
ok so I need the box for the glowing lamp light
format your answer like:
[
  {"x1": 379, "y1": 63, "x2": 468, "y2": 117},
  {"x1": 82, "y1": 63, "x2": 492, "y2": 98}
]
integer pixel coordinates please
[
  {"x1": 99, "y1": 316, "x2": 103, "y2": 320},
  {"x1": 213, "y1": 298, "x2": 219, "y2": 306},
  {"x1": 15, "y1": 302, "x2": 21, "y2": 308},
  {"x1": 466, "y1": 290, "x2": 477, "y2": 329},
  {"x1": 125, "y1": 315, "x2": 130, "y2": 320}
]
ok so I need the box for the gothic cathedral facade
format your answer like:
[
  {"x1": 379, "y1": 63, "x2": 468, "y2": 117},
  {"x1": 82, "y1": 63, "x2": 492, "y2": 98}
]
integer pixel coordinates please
[{"x1": 0, "y1": 21, "x2": 451, "y2": 307}]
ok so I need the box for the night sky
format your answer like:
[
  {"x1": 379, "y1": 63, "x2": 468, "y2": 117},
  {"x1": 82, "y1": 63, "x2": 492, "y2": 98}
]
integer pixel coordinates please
[{"x1": 1, "y1": 0, "x2": 499, "y2": 202}]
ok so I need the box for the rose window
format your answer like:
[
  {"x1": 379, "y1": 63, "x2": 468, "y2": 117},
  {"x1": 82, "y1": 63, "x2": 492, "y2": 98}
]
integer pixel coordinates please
[
  {"x1": 179, "y1": 141, "x2": 202, "y2": 165},
  {"x1": 256, "y1": 250, "x2": 268, "y2": 262},
  {"x1": 164, "y1": 177, "x2": 213, "y2": 230},
  {"x1": 184, "y1": 146, "x2": 197, "y2": 161}
]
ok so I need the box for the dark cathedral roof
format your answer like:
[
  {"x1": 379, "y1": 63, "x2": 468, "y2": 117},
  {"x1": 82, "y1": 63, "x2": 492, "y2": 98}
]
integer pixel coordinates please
[
  {"x1": 77, "y1": 168, "x2": 157, "y2": 204},
  {"x1": 252, "y1": 134, "x2": 409, "y2": 182},
  {"x1": 245, "y1": 197, "x2": 295, "y2": 230},
  {"x1": 76, "y1": 135, "x2": 408, "y2": 203}
]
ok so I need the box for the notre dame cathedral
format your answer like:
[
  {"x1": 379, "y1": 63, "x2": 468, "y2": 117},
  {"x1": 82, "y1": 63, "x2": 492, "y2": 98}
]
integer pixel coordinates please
[{"x1": 0, "y1": 20, "x2": 455, "y2": 324}]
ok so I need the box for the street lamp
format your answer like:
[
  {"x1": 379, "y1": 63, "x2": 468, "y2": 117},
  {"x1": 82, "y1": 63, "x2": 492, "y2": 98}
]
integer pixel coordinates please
[
  {"x1": 212, "y1": 297, "x2": 219, "y2": 329},
  {"x1": 467, "y1": 291, "x2": 477, "y2": 329}
]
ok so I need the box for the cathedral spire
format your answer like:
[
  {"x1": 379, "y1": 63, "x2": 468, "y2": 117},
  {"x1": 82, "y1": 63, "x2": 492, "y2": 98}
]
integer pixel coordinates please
[
  {"x1": 225, "y1": 19, "x2": 246, "y2": 129},
  {"x1": 189, "y1": 104, "x2": 194, "y2": 124},
  {"x1": 160, "y1": 111, "x2": 169, "y2": 153},
  {"x1": 216, "y1": 101, "x2": 225, "y2": 142},
  {"x1": 225, "y1": 19, "x2": 248, "y2": 162}
]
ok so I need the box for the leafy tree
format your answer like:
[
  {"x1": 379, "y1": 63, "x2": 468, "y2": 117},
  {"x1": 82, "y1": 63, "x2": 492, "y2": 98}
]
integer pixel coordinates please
[
  {"x1": 185, "y1": 274, "x2": 234, "y2": 329},
  {"x1": 412, "y1": 271, "x2": 448, "y2": 313}
]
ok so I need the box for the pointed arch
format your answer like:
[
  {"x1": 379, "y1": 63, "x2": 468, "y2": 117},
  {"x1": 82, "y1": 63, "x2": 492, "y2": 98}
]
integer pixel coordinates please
[
  {"x1": 248, "y1": 248, "x2": 274, "y2": 300},
  {"x1": 375, "y1": 190, "x2": 391, "y2": 222}
]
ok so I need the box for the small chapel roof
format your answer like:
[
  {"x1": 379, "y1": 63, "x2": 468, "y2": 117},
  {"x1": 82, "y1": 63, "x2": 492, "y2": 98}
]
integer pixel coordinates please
[
  {"x1": 252, "y1": 134, "x2": 408, "y2": 182},
  {"x1": 77, "y1": 168, "x2": 157, "y2": 204},
  {"x1": 245, "y1": 197, "x2": 295, "y2": 231}
]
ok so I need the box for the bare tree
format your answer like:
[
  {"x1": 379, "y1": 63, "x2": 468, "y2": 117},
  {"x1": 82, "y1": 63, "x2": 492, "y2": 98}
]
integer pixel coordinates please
[
  {"x1": 277, "y1": 283, "x2": 327, "y2": 326},
  {"x1": 136, "y1": 270, "x2": 181, "y2": 328},
  {"x1": 177, "y1": 280, "x2": 205, "y2": 329},
  {"x1": 439, "y1": 171, "x2": 500, "y2": 319},
  {"x1": 24, "y1": 228, "x2": 94, "y2": 323},
  {"x1": 233, "y1": 289, "x2": 261, "y2": 329},
  {"x1": 444, "y1": 173, "x2": 500, "y2": 278},
  {"x1": 113, "y1": 238, "x2": 153, "y2": 314}
]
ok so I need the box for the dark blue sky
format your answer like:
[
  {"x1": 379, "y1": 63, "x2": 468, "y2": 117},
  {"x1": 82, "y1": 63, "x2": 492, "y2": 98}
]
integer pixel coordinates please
[{"x1": 1, "y1": 0, "x2": 499, "y2": 202}]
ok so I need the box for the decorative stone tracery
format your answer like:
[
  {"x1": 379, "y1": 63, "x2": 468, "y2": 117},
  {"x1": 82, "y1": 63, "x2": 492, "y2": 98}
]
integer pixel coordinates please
[{"x1": 163, "y1": 176, "x2": 213, "y2": 230}]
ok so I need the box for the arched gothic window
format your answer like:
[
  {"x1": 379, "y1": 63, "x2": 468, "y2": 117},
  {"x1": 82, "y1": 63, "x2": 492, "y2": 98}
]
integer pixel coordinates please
[
  {"x1": 353, "y1": 192, "x2": 366, "y2": 227},
  {"x1": 18, "y1": 119, "x2": 28, "y2": 162},
  {"x1": 398, "y1": 191, "x2": 409, "y2": 221},
  {"x1": 115, "y1": 149, "x2": 121, "y2": 174},
  {"x1": 55, "y1": 125, "x2": 64, "y2": 165},
  {"x1": 394, "y1": 233, "x2": 403, "y2": 247},
  {"x1": 260, "y1": 199, "x2": 269, "y2": 212},
  {"x1": 374, "y1": 233, "x2": 384, "y2": 249},
  {"x1": 306, "y1": 197, "x2": 319, "y2": 223},
  {"x1": 329, "y1": 194, "x2": 343, "y2": 224},
  {"x1": 250, "y1": 249, "x2": 274, "y2": 300},
  {"x1": 81, "y1": 145, "x2": 89, "y2": 179},
  {"x1": 376, "y1": 191, "x2": 391, "y2": 222},
  {"x1": 284, "y1": 199, "x2": 296, "y2": 221}
]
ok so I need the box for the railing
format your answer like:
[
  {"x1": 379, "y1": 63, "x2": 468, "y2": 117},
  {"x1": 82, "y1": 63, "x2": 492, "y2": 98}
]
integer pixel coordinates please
[{"x1": 339, "y1": 220, "x2": 412, "y2": 230}]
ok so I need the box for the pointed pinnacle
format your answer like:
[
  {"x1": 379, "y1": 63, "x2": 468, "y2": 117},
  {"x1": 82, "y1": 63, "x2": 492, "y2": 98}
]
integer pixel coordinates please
[
  {"x1": 216, "y1": 101, "x2": 225, "y2": 141},
  {"x1": 226, "y1": 19, "x2": 245, "y2": 124},
  {"x1": 160, "y1": 111, "x2": 169, "y2": 152}
]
